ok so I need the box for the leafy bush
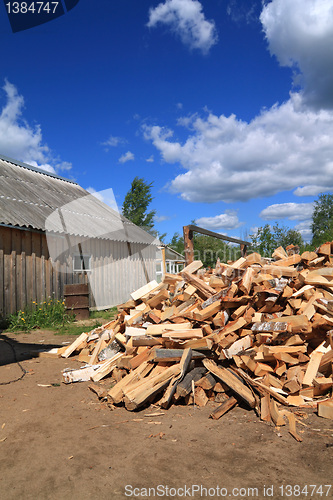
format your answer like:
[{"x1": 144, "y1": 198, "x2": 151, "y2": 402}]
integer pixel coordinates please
[{"x1": 7, "y1": 296, "x2": 74, "y2": 331}]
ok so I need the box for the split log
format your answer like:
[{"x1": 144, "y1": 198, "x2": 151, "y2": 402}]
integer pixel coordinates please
[
  {"x1": 203, "y1": 359, "x2": 256, "y2": 408},
  {"x1": 181, "y1": 271, "x2": 216, "y2": 298},
  {"x1": 159, "y1": 348, "x2": 192, "y2": 408},
  {"x1": 123, "y1": 363, "x2": 181, "y2": 411},
  {"x1": 209, "y1": 396, "x2": 237, "y2": 419},
  {"x1": 176, "y1": 367, "x2": 207, "y2": 398}
]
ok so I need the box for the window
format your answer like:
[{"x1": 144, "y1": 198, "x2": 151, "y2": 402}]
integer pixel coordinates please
[{"x1": 73, "y1": 254, "x2": 91, "y2": 272}]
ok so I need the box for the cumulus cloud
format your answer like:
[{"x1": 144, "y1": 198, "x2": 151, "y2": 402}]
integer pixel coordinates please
[
  {"x1": 260, "y1": 202, "x2": 314, "y2": 221},
  {"x1": 0, "y1": 80, "x2": 71, "y2": 174},
  {"x1": 144, "y1": 0, "x2": 333, "y2": 204},
  {"x1": 101, "y1": 135, "x2": 125, "y2": 150},
  {"x1": 293, "y1": 185, "x2": 330, "y2": 197},
  {"x1": 146, "y1": 155, "x2": 154, "y2": 163},
  {"x1": 195, "y1": 210, "x2": 243, "y2": 230},
  {"x1": 260, "y1": 0, "x2": 333, "y2": 110},
  {"x1": 145, "y1": 94, "x2": 333, "y2": 202},
  {"x1": 294, "y1": 221, "x2": 313, "y2": 242},
  {"x1": 147, "y1": 0, "x2": 218, "y2": 54},
  {"x1": 119, "y1": 151, "x2": 135, "y2": 163}
]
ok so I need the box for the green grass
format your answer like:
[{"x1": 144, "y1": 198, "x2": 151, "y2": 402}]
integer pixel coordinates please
[
  {"x1": 54, "y1": 322, "x2": 101, "y2": 336},
  {"x1": 7, "y1": 297, "x2": 74, "y2": 332},
  {"x1": 89, "y1": 307, "x2": 118, "y2": 320},
  {"x1": 4, "y1": 303, "x2": 118, "y2": 336}
]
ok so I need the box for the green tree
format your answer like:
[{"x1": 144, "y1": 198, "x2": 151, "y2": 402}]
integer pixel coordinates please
[
  {"x1": 250, "y1": 223, "x2": 304, "y2": 257},
  {"x1": 169, "y1": 232, "x2": 184, "y2": 255},
  {"x1": 168, "y1": 230, "x2": 240, "y2": 267},
  {"x1": 311, "y1": 194, "x2": 333, "y2": 247},
  {"x1": 250, "y1": 224, "x2": 276, "y2": 257},
  {"x1": 272, "y1": 223, "x2": 304, "y2": 250},
  {"x1": 122, "y1": 177, "x2": 156, "y2": 231}
]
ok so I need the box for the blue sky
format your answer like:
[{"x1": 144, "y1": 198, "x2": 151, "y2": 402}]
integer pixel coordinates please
[{"x1": 1, "y1": 0, "x2": 333, "y2": 243}]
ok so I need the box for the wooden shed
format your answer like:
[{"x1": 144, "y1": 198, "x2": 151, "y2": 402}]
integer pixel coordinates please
[{"x1": 0, "y1": 154, "x2": 159, "y2": 318}]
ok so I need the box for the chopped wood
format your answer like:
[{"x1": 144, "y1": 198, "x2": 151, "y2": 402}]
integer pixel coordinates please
[
  {"x1": 88, "y1": 383, "x2": 108, "y2": 399},
  {"x1": 195, "y1": 373, "x2": 216, "y2": 390},
  {"x1": 194, "y1": 387, "x2": 209, "y2": 407},
  {"x1": 62, "y1": 364, "x2": 100, "y2": 384},
  {"x1": 181, "y1": 260, "x2": 203, "y2": 274},
  {"x1": 159, "y1": 348, "x2": 192, "y2": 408},
  {"x1": 284, "y1": 411, "x2": 303, "y2": 441},
  {"x1": 176, "y1": 367, "x2": 207, "y2": 398},
  {"x1": 302, "y1": 351, "x2": 324, "y2": 387},
  {"x1": 130, "y1": 280, "x2": 159, "y2": 301},
  {"x1": 91, "y1": 353, "x2": 124, "y2": 382},
  {"x1": 270, "y1": 399, "x2": 286, "y2": 426},
  {"x1": 317, "y1": 399, "x2": 333, "y2": 420},
  {"x1": 61, "y1": 332, "x2": 88, "y2": 358},
  {"x1": 148, "y1": 348, "x2": 205, "y2": 363},
  {"x1": 260, "y1": 394, "x2": 271, "y2": 422},
  {"x1": 123, "y1": 364, "x2": 181, "y2": 411},
  {"x1": 210, "y1": 396, "x2": 237, "y2": 419},
  {"x1": 203, "y1": 359, "x2": 256, "y2": 408},
  {"x1": 181, "y1": 270, "x2": 216, "y2": 298},
  {"x1": 161, "y1": 328, "x2": 203, "y2": 340},
  {"x1": 54, "y1": 240, "x2": 333, "y2": 440}
]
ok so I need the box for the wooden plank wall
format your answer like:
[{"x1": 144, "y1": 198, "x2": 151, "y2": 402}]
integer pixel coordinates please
[
  {"x1": 0, "y1": 226, "x2": 157, "y2": 317},
  {"x1": 0, "y1": 226, "x2": 87, "y2": 318}
]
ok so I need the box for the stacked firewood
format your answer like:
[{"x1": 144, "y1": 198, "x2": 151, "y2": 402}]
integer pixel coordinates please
[{"x1": 58, "y1": 242, "x2": 333, "y2": 435}]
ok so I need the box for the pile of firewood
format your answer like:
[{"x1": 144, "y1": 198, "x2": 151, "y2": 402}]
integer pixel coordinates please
[{"x1": 57, "y1": 242, "x2": 333, "y2": 438}]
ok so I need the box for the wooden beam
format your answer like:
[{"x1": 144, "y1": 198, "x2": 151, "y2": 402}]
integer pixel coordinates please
[
  {"x1": 186, "y1": 225, "x2": 249, "y2": 246},
  {"x1": 183, "y1": 226, "x2": 194, "y2": 266}
]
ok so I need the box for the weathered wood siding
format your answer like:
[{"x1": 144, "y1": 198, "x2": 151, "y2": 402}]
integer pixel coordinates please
[{"x1": 0, "y1": 225, "x2": 157, "y2": 317}]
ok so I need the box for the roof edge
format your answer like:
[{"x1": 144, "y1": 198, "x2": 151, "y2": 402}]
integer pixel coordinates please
[{"x1": 0, "y1": 153, "x2": 78, "y2": 185}]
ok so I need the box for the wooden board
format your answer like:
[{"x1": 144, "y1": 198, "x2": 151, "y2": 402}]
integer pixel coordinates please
[{"x1": 130, "y1": 280, "x2": 159, "y2": 301}]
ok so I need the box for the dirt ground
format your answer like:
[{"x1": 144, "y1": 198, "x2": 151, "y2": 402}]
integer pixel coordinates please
[{"x1": 0, "y1": 330, "x2": 332, "y2": 500}]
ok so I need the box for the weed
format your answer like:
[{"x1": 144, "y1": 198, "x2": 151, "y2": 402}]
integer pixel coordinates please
[{"x1": 7, "y1": 297, "x2": 74, "y2": 331}]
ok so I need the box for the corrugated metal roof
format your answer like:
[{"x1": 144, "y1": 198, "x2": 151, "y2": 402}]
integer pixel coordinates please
[{"x1": 0, "y1": 155, "x2": 159, "y2": 246}]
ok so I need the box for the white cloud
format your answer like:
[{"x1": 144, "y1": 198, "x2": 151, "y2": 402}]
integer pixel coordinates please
[
  {"x1": 101, "y1": 135, "x2": 125, "y2": 149},
  {"x1": 145, "y1": 94, "x2": 333, "y2": 202},
  {"x1": 119, "y1": 151, "x2": 135, "y2": 163},
  {"x1": 294, "y1": 221, "x2": 313, "y2": 242},
  {"x1": 144, "y1": 0, "x2": 333, "y2": 204},
  {"x1": 260, "y1": 0, "x2": 333, "y2": 110},
  {"x1": 146, "y1": 155, "x2": 154, "y2": 163},
  {"x1": 227, "y1": 0, "x2": 262, "y2": 25},
  {"x1": 195, "y1": 210, "x2": 243, "y2": 230},
  {"x1": 293, "y1": 185, "x2": 332, "y2": 197},
  {"x1": 0, "y1": 80, "x2": 71, "y2": 174},
  {"x1": 260, "y1": 202, "x2": 314, "y2": 221},
  {"x1": 27, "y1": 160, "x2": 56, "y2": 174},
  {"x1": 155, "y1": 214, "x2": 170, "y2": 222},
  {"x1": 147, "y1": 0, "x2": 218, "y2": 54}
]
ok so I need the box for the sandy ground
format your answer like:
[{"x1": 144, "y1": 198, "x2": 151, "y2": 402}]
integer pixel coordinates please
[{"x1": 0, "y1": 330, "x2": 332, "y2": 500}]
